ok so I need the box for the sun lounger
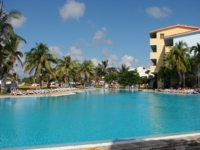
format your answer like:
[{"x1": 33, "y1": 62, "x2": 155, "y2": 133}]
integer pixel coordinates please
[
  {"x1": 10, "y1": 90, "x2": 24, "y2": 95},
  {"x1": 26, "y1": 90, "x2": 35, "y2": 94}
]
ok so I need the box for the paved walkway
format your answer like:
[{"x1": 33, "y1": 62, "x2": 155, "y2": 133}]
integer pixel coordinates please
[{"x1": 20, "y1": 134, "x2": 200, "y2": 150}]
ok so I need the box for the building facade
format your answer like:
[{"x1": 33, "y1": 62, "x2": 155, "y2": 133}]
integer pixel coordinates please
[
  {"x1": 129, "y1": 66, "x2": 155, "y2": 88},
  {"x1": 149, "y1": 24, "x2": 200, "y2": 88}
]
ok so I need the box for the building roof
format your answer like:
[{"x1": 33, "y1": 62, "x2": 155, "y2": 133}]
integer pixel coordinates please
[
  {"x1": 164, "y1": 29, "x2": 200, "y2": 39},
  {"x1": 149, "y1": 24, "x2": 200, "y2": 34}
]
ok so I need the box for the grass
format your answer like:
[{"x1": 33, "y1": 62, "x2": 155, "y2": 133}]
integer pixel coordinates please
[{"x1": 0, "y1": 92, "x2": 9, "y2": 95}]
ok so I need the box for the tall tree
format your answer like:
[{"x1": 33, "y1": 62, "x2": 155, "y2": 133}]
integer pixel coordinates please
[
  {"x1": 0, "y1": 1, "x2": 22, "y2": 68},
  {"x1": 190, "y1": 43, "x2": 200, "y2": 65},
  {"x1": 164, "y1": 41, "x2": 191, "y2": 87},
  {"x1": 0, "y1": 1, "x2": 23, "y2": 92},
  {"x1": 118, "y1": 70, "x2": 140, "y2": 86},
  {"x1": 118, "y1": 64, "x2": 130, "y2": 74},
  {"x1": 80, "y1": 60, "x2": 95, "y2": 83},
  {"x1": 0, "y1": 34, "x2": 25, "y2": 91},
  {"x1": 190, "y1": 42, "x2": 200, "y2": 87},
  {"x1": 96, "y1": 60, "x2": 109, "y2": 78},
  {"x1": 23, "y1": 43, "x2": 57, "y2": 88},
  {"x1": 4, "y1": 33, "x2": 26, "y2": 67},
  {"x1": 157, "y1": 66, "x2": 178, "y2": 88},
  {"x1": 56, "y1": 55, "x2": 79, "y2": 86}
]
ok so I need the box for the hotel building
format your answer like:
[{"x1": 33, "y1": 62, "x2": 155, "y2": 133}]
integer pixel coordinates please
[{"x1": 149, "y1": 24, "x2": 200, "y2": 88}]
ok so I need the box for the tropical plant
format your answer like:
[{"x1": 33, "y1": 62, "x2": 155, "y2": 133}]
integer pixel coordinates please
[
  {"x1": 104, "y1": 72, "x2": 118, "y2": 83},
  {"x1": 4, "y1": 33, "x2": 25, "y2": 67},
  {"x1": 0, "y1": 34, "x2": 25, "y2": 91},
  {"x1": 190, "y1": 42, "x2": 200, "y2": 87},
  {"x1": 164, "y1": 41, "x2": 191, "y2": 87},
  {"x1": 96, "y1": 60, "x2": 109, "y2": 78},
  {"x1": 118, "y1": 69, "x2": 141, "y2": 86},
  {"x1": 157, "y1": 66, "x2": 178, "y2": 88},
  {"x1": 0, "y1": 1, "x2": 23, "y2": 92},
  {"x1": 0, "y1": 1, "x2": 22, "y2": 66},
  {"x1": 23, "y1": 43, "x2": 57, "y2": 88},
  {"x1": 56, "y1": 55, "x2": 79, "y2": 86},
  {"x1": 80, "y1": 60, "x2": 95, "y2": 83},
  {"x1": 190, "y1": 43, "x2": 200, "y2": 66},
  {"x1": 118, "y1": 64, "x2": 130, "y2": 74}
]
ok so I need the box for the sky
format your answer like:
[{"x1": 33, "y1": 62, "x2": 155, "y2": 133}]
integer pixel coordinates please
[{"x1": 4, "y1": 0, "x2": 200, "y2": 78}]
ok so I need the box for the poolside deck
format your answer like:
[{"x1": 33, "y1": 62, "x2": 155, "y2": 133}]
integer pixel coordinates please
[{"x1": 27, "y1": 133, "x2": 200, "y2": 150}]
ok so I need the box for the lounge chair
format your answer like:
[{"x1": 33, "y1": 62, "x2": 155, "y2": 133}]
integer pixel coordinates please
[
  {"x1": 10, "y1": 90, "x2": 24, "y2": 95},
  {"x1": 26, "y1": 90, "x2": 35, "y2": 94}
]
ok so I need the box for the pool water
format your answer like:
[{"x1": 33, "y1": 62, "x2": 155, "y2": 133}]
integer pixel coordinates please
[{"x1": 0, "y1": 90, "x2": 200, "y2": 149}]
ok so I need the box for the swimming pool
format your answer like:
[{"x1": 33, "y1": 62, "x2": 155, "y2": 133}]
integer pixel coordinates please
[{"x1": 0, "y1": 90, "x2": 200, "y2": 149}]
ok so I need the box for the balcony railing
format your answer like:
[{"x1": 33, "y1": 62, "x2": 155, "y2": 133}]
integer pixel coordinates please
[
  {"x1": 150, "y1": 66, "x2": 158, "y2": 73},
  {"x1": 150, "y1": 38, "x2": 164, "y2": 45},
  {"x1": 150, "y1": 52, "x2": 158, "y2": 59}
]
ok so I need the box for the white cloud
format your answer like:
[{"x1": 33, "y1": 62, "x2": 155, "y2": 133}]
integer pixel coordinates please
[
  {"x1": 93, "y1": 27, "x2": 113, "y2": 45},
  {"x1": 67, "y1": 46, "x2": 84, "y2": 62},
  {"x1": 102, "y1": 49, "x2": 140, "y2": 68},
  {"x1": 146, "y1": 6, "x2": 172, "y2": 19},
  {"x1": 91, "y1": 58, "x2": 100, "y2": 67},
  {"x1": 60, "y1": 0, "x2": 85, "y2": 20},
  {"x1": 121, "y1": 55, "x2": 134, "y2": 67},
  {"x1": 49, "y1": 46, "x2": 63, "y2": 58},
  {"x1": 87, "y1": 20, "x2": 95, "y2": 27},
  {"x1": 102, "y1": 27, "x2": 106, "y2": 31},
  {"x1": 10, "y1": 16, "x2": 27, "y2": 28},
  {"x1": 93, "y1": 30, "x2": 105, "y2": 41},
  {"x1": 102, "y1": 48, "x2": 120, "y2": 67},
  {"x1": 74, "y1": 39, "x2": 91, "y2": 47}
]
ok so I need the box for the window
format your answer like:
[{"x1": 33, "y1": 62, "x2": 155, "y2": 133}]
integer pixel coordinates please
[{"x1": 160, "y1": 33, "x2": 164, "y2": 39}]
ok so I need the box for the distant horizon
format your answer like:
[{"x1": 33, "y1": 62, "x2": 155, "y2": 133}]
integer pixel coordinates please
[{"x1": 4, "y1": 0, "x2": 200, "y2": 78}]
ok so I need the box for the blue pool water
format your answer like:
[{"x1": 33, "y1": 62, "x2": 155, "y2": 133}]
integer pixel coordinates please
[{"x1": 0, "y1": 90, "x2": 200, "y2": 149}]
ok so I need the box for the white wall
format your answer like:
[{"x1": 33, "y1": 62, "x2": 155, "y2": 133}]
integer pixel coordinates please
[
  {"x1": 129, "y1": 66, "x2": 154, "y2": 78},
  {"x1": 174, "y1": 31, "x2": 200, "y2": 47}
]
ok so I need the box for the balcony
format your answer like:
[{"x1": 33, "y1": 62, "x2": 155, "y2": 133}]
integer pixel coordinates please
[
  {"x1": 150, "y1": 66, "x2": 158, "y2": 73},
  {"x1": 150, "y1": 38, "x2": 164, "y2": 45},
  {"x1": 165, "y1": 46, "x2": 172, "y2": 53},
  {"x1": 150, "y1": 52, "x2": 158, "y2": 59}
]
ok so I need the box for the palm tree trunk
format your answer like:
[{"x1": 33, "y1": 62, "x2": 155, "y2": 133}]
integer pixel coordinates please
[
  {"x1": 1, "y1": 74, "x2": 7, "y2": 93},
  {"x1": 183, "y1": 72, "x2": 185, "y2": 88},
  {"x1": 178, "y1": 71, "x2": 182, "y2": 87},
  {"x1": 198, "y1": 67, "x2": 200, "y2": 87}
]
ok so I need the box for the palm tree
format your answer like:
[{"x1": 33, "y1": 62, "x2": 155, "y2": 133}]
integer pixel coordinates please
[
  {"x1": 23, "y1": 43, "x2": 57, "y2": 88},
  {"x1": 4, "y1": 33, "x2": 26, "y2": 67},
  {"x1": 96, "y1": 60, "x2": 109, "y2": 79},
  {"x1": 190, "y1": 42, "x2": 200, "y2": 87},
  {"x1": 42, "y1": 69, "x2": 55, "y2": 88},
  {"x1": 164, "y1": 41, "x2": 191, "y2": 87},
  {"x1": 80, "y1": 60, "x2": 95, "y2": 83},
  {"x1": 0, "y1": 34, "x2": 25, "y2": 91},
  {"x1": 0, "y1": 1, "x2": 22, "y2": 92},
  {"x1": 56, "y1": 55, "x2": 79, "y2": 86},
  {"x1": 0, "y1": 1, "x2": 22, "y2": 68},
  {"x1": 118, "y1": 64, "x2": 130, "y2": 74}
]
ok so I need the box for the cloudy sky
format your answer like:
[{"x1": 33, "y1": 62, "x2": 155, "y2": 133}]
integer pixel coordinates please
[{"x1": 4, "y1": 0, "x2": 200, "y2": 78}]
